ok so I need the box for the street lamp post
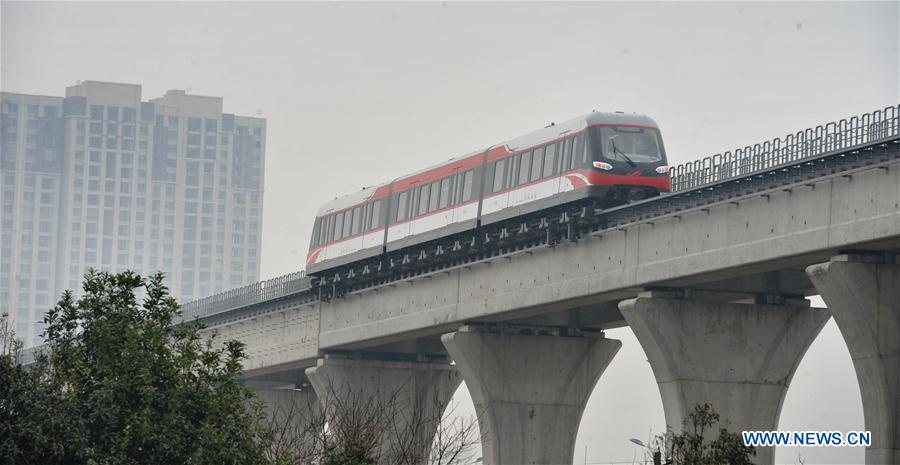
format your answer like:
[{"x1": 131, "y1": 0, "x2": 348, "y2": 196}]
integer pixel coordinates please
[{"x1": 629, "y1": 438, "x2": 661, "y2": 465}]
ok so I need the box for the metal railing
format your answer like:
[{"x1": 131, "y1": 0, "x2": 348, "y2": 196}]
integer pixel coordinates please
[
  {"x1": 179, "y1": 270, "x2": 309, "y2": 321},
  {"x1": 178, "y1": 104, "x2": 900, "y2": 322},
  {"x1": 670, "y1": 105, "x2": 900, "y2": 192}
]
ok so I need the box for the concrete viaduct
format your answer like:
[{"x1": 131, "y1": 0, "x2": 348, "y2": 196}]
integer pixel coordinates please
[{"x1": 156, "y1": 106, "x2": 900, "y2": 464}]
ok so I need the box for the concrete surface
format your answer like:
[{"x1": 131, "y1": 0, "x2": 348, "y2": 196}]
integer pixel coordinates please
[
  {"x1": 442, "y1": 328, "x2": 621, "y2": 465},
  {"x1": 305, "y1": 357, "x2": 461, "y2": 465},
  {"x1": 619, "y1": 296, "x2": 831, "y2": 465},
  {"x1": 253, "y1": 386, "x2": 321, "y2": 455},
  {"x1": 808, "y1": 256, "x2": 900, "y2": 465}
]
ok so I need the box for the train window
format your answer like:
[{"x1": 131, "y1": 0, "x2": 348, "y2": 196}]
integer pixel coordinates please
[
  {"x1": 413, "y1": 187, "x2": 422, "y2": 215},
  {"x1": 448, "y1": 174, "x2": 458, "y2": 206},
  {"x1": 543, "y1": 144, "x2": 556, "y2": 178},
  {"x1": 397, "y1": 191, "x2": 409, "y2": 221},
  {"x1": 415, "y1": 187, "x2": 424, "y2": 214},
  {"x1": 334, "y1": 212, "x2": 344, "y2": 241},
  {"x1": 439, "y1": 178, "x2": 451, "y2": 209},
  {"x1": 417, "y1": 184, "x2": 429, "y2": 216},
  {"x1": 371, "y1": 200, "x2": 382, "y2": 229},
  {"x1": 518, "y1": 151, "x2": 531, "y2": 185},
  {"x1": 429, "y1": 181, "x2": 440, "y2": 212},
  {"x1": 310, "y1": 219, "x2": 320, "y2": 247},
  {"x1": 331, "y1": 215, "x2": 338, "y2": 241},
  {"x1": 492, "y1": 160, "x2": 505, "y2": 193},
  {"x1": 531, "y1": 147, "x2": 544, "y2": 181},
  {"x1": 572, "y1": 134, "x2": 583, "y2": 169},
  {"x1": 462, "y1": 170, "x2": 474, "y2": 202},
  {"x1": 351, "y1": 207, "x2": 362, "y2": 236},
  {"x1": 501, "y1": 159, "x2": 511, "y2": 192},
  {"x1": 342, "y1": 210, "x2": 353, "y2": 238},
  {"x1": 362, "y1": 203, "x2": 371, "y2": 231},
  {"x1": 559, "y1": 139, "x2": 570, "y2": 173},
  {"x1": 581, "y1": 133, "x2": 590, "y2": 164}
]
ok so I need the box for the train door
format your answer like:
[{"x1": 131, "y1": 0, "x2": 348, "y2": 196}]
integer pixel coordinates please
[
  {"x1": 559, "y1": 134, "x2": 585, "y2": 195},
  {"x1": 388, "y1": 183, "x2": 414, "y2": 244},
  {"x1": 482, "y1": 157, "x2": 510, "y2": 217},
  {"x1": 408, "y1": 181, "x2": 431, "y2": 237},
  {"x1": 507, "y1": 150, "x2": 530, "y2": 208},
  {"x1": 345, "y1": 205, "x2": 365, "y2": 256},
  {"x1": 454, "y1": 167, "x2": 479, "y2": 226}
]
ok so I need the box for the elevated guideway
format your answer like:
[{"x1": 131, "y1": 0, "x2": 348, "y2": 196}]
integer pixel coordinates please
[
  {"x1": 20, "y1": 105, "x2": 900, "y2": 465},
  {"x1": 175, "y1": 104, "x2": 899, "y2": 368}
]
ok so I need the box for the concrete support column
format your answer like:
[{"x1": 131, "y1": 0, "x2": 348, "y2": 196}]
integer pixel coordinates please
[
  {"x1": 807, "y1": 255, "x2": 900, "y2": 465},
  {"x1": 441, "y1": 327, "x2": 621, "y2": 465},
  {"x1": 619, "y1": 295, "x2": 830, "y2": 465},
  {"x1": 246, "y1": 380, "x2": 322, "y2": 461},
  {"x1": 305, "y1": 357, "x2": 461, "y2": 465},
  {"x1": 253, "y1": 385, "x2": 321, "y2": 437}
]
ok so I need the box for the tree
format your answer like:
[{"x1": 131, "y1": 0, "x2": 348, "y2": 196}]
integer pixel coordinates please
[
  {"x1": 645, "y1": 404, "x2": 755, "y2": 465},
  {"x1": 264, "y1": 379, "x2": 481, "y2": 465},
  {"x1": 0, "y1": 270, "x2": 273, "y2": 465}
]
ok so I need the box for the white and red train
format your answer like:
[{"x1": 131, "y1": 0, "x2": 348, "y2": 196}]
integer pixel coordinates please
[{"x1": 307, "y1": 111, "x2": 671, "y2": 274}]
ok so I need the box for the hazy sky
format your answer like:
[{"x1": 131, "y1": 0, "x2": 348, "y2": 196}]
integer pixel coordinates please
[{"x1": 2, "y1": 2, "x2": 898, "y2": 463}]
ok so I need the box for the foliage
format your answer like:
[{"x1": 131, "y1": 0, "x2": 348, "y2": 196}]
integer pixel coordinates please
[
  {"x1": 266, "y1": 380, "x2": 480, "y2": 465},
  {"x1": 647, "y1": 404, "x2": 756, "y2": 465},
  {"x1": 2, "y1": 269, "x2": 479, "y2": 465},
  {"x1": 0, "y1": 270, "x2": 272, "y2": 465}
]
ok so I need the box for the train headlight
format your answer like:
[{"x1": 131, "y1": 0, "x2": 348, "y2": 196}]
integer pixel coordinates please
[
  {"x1": 655, "y1": 165, "x2": 670, "y2": 174},
  {"x1": 593, "y1": 161, "x2": 613, "y2": 171}
]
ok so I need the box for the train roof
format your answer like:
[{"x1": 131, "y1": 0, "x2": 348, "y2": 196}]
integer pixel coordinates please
[
  {"x1": 500, "y1": 111, "x2": 658, "y2": 153},
  {"x1": 315, "y1": 111, "x2": 659, "y2": 217}
]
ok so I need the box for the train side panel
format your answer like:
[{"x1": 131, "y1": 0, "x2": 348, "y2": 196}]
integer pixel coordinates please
[{"x1": 384, "y1": 162, "x2": 485, "y2": 253}]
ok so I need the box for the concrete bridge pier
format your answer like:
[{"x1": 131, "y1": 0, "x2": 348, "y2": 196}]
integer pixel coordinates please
[
  {"x1": 305, "y1": 356, "x2": 461, "y2": 465},
  {"x1": 254, "y1": 384, "x2": 320, "y2": 438},
  {"x1": 245, "y1": 378, "x2": 321, "y2": 422},
  {"x1": 244, "y1": 379, "x2": 322, "y2": 459},
  {"x1": 807, "y1": 254, "x2": 900, "y2": 465},
  {"x1": 619, "y1": 293, "x2": 831, "y2": 465},
  {"x1": 441, "y1": 326, "x2": 621, "y2": 465}
]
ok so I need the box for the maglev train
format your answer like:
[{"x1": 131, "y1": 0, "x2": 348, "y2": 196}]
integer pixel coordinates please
[{"x1": 306, "y1": 111, "x2": 671, "y2": 275}]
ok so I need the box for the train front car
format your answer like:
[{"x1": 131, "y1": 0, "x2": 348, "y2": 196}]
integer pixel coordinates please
[
  {"x1": 583, "y1": 112, "x2": 671, "y2": 207},
  {"x1": 480, "y1": 111, "x2": 670, "y2": 226}
]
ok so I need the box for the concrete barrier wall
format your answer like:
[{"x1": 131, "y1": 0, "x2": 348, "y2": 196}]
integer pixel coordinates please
[{"x1": 202, "y1": 299, "x2": 320, "y2": 374}]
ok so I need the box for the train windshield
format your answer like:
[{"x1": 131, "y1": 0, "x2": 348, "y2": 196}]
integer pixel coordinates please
[{"x1": 591, "y1": 126, "x2": 663, "y2": 163}]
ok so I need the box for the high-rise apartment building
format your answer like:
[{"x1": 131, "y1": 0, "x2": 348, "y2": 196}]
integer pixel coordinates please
[{"x1": 1, "y1": 81, "x2": 265, "y2": 346}]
